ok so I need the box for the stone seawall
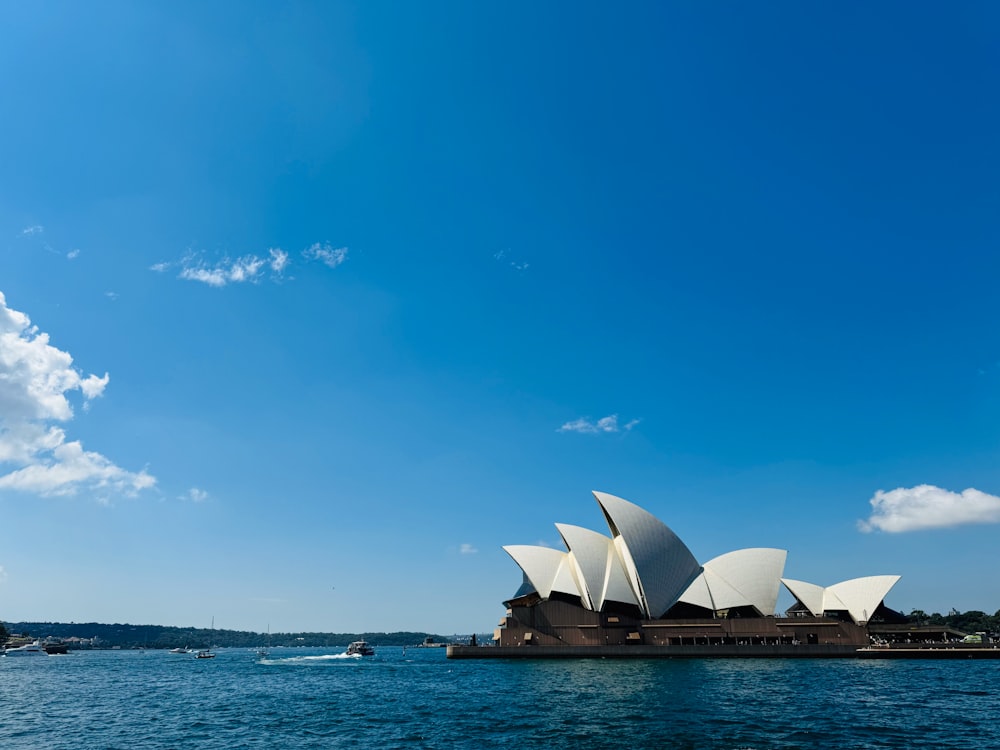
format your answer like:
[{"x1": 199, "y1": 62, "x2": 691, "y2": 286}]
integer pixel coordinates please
[{"x1": 447, "y1": 644, "x2": 861, "y2": 659}]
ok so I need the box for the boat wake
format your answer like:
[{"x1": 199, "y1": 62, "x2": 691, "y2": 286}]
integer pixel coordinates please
[{"x1": 260, "y1": 653, "x2": 362, "y2": 665}]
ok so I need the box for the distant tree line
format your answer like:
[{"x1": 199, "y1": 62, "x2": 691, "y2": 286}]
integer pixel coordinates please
[
  {"x1": 906, "y1": 609, "x2": 1000, "y2": 634},
  {"x1": 1, "y1": 622, "x2": 460, "y2": 649}
]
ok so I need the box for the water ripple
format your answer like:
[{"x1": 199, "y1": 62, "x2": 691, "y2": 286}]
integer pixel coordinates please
[{"x1": 2, "y1": 650, "x2": 999, "y2": 748}]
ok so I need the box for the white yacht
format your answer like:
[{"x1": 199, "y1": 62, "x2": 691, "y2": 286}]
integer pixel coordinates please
[{"x1": 4, "y1": 641, "x2": 49, "y2": 657}]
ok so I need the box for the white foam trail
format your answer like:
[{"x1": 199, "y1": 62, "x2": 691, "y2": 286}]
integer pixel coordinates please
[{"x1": 261, "y1": 652, "x2": 361, "y2": 664}]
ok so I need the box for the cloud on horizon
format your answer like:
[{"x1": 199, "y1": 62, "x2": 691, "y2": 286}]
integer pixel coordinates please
[
  {"x1": 154, "y1": 244, "x2": 345, "y2": 286},
  {"x1": 558, "y1": 414, "x2": 640, "y2": 434},
  {"x1": 858, "y1": 484, "x2": 1000, "y2": 533},
  {"x1": 0, "y1": 291, "x2": 155, "y2": 499},
  {"x1": 459, "y1": 543, "x2": 478, "y2": 555}
]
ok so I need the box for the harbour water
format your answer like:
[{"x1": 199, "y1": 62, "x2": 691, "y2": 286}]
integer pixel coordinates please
[{"x1": 2, "y1": 646, "x2": 997, "y2": 749}]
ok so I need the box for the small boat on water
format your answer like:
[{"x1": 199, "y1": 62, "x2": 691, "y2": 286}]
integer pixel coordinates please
[
  {"x1": 345, "y1": 640, "x2": 374, "y2": 656},
  {"x1": 4, "y1": 641, "x2": 49, "y2": 657},
  {"x1": 169, "y1": 647, "x2": 192, "y2": 654},
  {"x1": 195, "y1": 616, "x2": 216, "y2": 658},
  {"x1": 256, "y1": 625, "x2": 271, "y2": 660}
]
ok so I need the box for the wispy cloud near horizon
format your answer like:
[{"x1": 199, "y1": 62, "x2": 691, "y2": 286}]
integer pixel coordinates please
[
  {"x1": 558, "y1": 414, "x2": 640, "y2": 434},
  {"x1": 859, "y1": 484, "x2": 1000, "y2": 533}
]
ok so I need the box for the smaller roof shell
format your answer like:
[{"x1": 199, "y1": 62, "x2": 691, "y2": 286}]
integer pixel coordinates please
[
  {"x1": 782, "y1": 575, "x2": 901, "y2": 624},
  {"x1": 555, "y1": 523, "x2": 639, "y2": 611},
  {"x1": 503, "y1": 545, "x2": 580, "y2": 601}
]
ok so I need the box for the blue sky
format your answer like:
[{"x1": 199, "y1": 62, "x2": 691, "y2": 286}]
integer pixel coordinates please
[{"x1": 1, "y1": 2, "x2": 998, "y2": 634}]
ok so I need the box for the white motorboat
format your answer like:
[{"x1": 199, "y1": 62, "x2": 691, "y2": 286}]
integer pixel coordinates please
[
  {"x1": 345, "y1": 640, "x2": 374, "y2": 656},
  {"x1": 4, "y1": 641, "x2": 48, "y2": 657}
]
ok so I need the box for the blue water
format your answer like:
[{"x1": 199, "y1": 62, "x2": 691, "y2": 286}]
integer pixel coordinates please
[{"x1": 2, "y1": 647, "x2": 998, "y2": 749}]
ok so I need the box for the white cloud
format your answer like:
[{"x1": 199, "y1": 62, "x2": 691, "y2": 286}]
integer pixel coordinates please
[
  {"x1": 155, "y1": 242, "x2": 346, "y2": 286},
  {"x1": 67, "y1": 248, "x2": 80, "y2": 260},
  {"x1": 858, "y1": 484, "x2": 1000, "y2": 533},
  {"x1": 303, "y1": 242, "x2": 348, "y2": 268},
  {"x1": 20, "y1": 225, "x2": 43, "y2": 236},
  {"x1": 0, "y1": 440, "x2": 155, "y2": 497},
  {"x1": 0, "y1": 291, "x2": 156, "y2": 500},
  {"x1": 105, "y1": 292, "x2": 119, "y2": 302},
  {"x1": 558, "y1": 414, "x2": 640, "y2": 434},
  {"x1": 459, "y1": 543, "x2": 478, "y2": 555},
  {"x1": 178, "y1": 254, "x2": 270, "y2": 287},
  {"x1": 183, "y1": 487, "x2": 209, "y2": 503},
  {"x1": 0, "y1": 565, "x2": 6, "y2": 583},
  {"x1": 79, "y1": 373, "x2": 110, "y2": 400},
  {"x1": 179, "y1": 266, "x2": 229, "y2": 287},
  {"x1": 269, "y1": 248, "x2": 289, "y2": 273}
]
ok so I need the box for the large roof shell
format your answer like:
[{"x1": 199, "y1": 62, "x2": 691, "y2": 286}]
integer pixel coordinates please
[{"x1": 593, "y1": 491, "x2": 702, "y2": 618}]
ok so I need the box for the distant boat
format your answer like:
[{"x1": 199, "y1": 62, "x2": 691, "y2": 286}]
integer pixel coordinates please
[
  {"x1": 345, "y1": 640, "x2": 374, "y2": 656},
  {"x1": 256, "y1": 625, "x2": 271, "y2": 660},
  {"x1": 196, "y1": 617, "x2": 216, "y2": 659},
  {"x1": 169, "y1": 647, "x2": 192, "y2": 654},
  {"x1": 417, "y1": 636, "x2": 447, "y2": 648},
  {"x1": 4, "y1": 641, "x2": 48, "y2": 657}
]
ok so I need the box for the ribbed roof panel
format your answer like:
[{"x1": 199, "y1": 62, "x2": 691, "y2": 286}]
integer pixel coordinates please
[{"x1": 593, "y1": 491, "x2": 702, "y2": 618}]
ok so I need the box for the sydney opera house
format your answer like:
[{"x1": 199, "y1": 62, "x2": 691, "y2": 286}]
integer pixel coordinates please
[{"x1": 450, "y1": 491, "x2": 909, "y2": 658}]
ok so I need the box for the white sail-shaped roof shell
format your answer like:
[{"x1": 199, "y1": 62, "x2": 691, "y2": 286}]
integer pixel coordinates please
[
  {"x1": 703, "y1": 568, "x2": 752, "y2": 610},
  {"x1": 781, "y1": 579, "x2": 826, "y2": 616},
  {"x1": 677, "y1": 548, "x2": 786, "y2": 616},
  {"x1": 679, "y1": 571, "x2": 716, "y2": 610},
  {"x1": 827, "y1": 575, "x2": 900, "y2": 624},
  {"x1": 782, "y1": 575, "x2": 900, "y2": 624},
  {"x1": 708, "y1": 548, "x2": 786, "y2": 615},
  {"x1": 503, "y1": 545, "x2": 581, "y2": 601},
  {"x1": 555, "y1": 523, "x2": 640, "y2": 611},
  {"x1": 593, "y1": 491, "x2": 702, "y2": 618}
]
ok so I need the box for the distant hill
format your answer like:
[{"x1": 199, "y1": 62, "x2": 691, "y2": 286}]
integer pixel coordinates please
[{"x1": 2, "y1": 622, "x2": 475, "y2": 649}]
